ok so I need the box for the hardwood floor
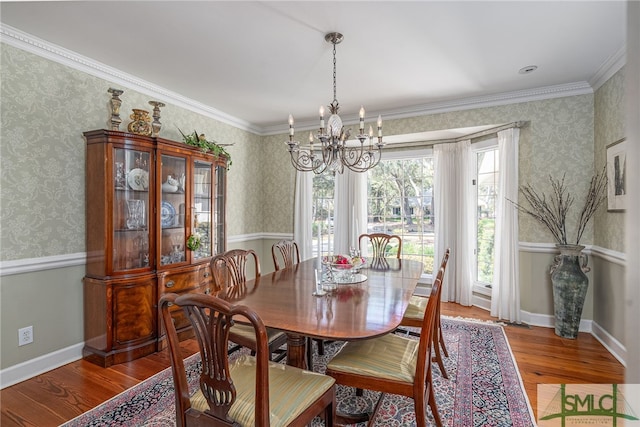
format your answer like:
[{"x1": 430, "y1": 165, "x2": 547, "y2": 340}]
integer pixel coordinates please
[{"x1": 1, "y1": 303, "x2": 624, "y2": 426}]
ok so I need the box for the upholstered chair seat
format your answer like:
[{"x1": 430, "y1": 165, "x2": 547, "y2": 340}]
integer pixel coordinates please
[
  {"x1": 404, "y1": 295, "x2": 429, "y2": 320},
  {"x1": 326, "y1": 334, "x2": 418, "y2": 383},
  {"x1": 190, "y1": 354, "x2": 335, "y2": 427}
]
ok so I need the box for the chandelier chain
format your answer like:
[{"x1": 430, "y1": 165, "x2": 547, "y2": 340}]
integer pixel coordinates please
[{"x1": 332, "y1": 41, "x2": 338, "y2": 105}]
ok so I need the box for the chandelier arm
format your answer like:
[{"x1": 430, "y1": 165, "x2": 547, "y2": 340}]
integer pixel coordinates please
[
  {"x1": 288, "y1": 147, "x2": 318, "y2": 172},
  {"x1": 344, "y1": 145, "x2": 384, "y2": 173},
  {"x1": 366, "y1": 148, "x2": 384, "y2": 170},
  {"x1": 313, "y1": 162, "x2": 329, "y2": 175},
  {"x1": 340, "y1": 144, "x2": 367, "y2": 168}
]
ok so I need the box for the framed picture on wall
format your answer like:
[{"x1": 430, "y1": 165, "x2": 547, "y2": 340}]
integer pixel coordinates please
[{"x1": 606, "y1": 138, "x2": 627, "y2": 211}]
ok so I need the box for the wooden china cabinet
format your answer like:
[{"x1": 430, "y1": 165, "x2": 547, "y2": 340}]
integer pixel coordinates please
[{"x1": 83, "y1": 129, "x2": 227, "y2": 367}]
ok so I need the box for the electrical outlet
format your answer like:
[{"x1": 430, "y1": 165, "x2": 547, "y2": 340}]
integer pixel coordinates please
[{"x1": 18, "y1": 326, "x2": 33, "y2": 346}]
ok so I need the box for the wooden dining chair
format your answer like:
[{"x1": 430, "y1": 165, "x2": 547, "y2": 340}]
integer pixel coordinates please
[
  {"x1": 271, "y1": 239, "x2": 327, "y2": 369},
  {"x1": 271, "y1": 239, "x2": 301, "y2": 271},
  {"x1": 160, "y1": 292, "x2": 336, "y2": 427},
  {"x1": 358, "y1": 233, "x2": 402, "y2": 259},
  {"x1": 325, "y1": 267, "x2": 445, "y2": 427},
  {"x1": 400, "y1": 248, "x2": 451, "y2": 379},
  {"x1": 211, "y1": 249, "x2": 288, "y2": 362}
]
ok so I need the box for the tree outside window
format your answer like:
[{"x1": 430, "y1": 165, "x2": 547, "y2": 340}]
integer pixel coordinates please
[
  {"x1": 367, "y1": 158, "x2": 435, "y2": 274},
  {"x1": 475, "y1": 148, "x2": 499, "y2": 286}
]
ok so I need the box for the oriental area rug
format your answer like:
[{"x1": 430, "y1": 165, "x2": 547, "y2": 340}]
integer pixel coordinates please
[{"x1": 61, "y1": 318, "x2": 535, "y2": 426}]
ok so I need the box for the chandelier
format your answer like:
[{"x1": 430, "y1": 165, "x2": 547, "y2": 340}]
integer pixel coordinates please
[{"x1": 286, "y1": 32, "x2": 384, "y2": 174}]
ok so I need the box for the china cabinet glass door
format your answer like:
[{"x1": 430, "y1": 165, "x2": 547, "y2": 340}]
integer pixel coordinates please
[
  {"x1": 214, "y1": 164, "x2": 226, "y2": 255},
  {"x1": 160, "y1": 154, "x2": 187, "y2": 266},
  {"x1": 113, "y1": 148, "x2": 151, "y2": 272},
  {"x1": 193, "y1": 160, "x2": 213, "y2": 260}
]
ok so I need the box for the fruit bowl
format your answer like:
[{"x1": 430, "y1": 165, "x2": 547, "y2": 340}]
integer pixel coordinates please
[{"x1": 324, "y1": 254, "x2": 366, "y2": 271}]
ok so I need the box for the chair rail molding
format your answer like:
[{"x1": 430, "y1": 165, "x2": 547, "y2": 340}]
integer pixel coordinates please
[
  {"x1": 1, "y1": 240, "x2": 624, "y2": 276},
  {"x1": 0, "y1": 252, "x2": 86, "y2": 277},
  {"x1": 519, "y1": 242, "x2": 626, "y2": 266}
]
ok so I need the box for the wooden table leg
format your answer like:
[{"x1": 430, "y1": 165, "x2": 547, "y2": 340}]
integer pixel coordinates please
[
  {"x1": 335, "y1": 412, "x2": 370, "y2": 425},
  {"x1": 285, "y1": 333, "x2": 307, "y2": 370}
]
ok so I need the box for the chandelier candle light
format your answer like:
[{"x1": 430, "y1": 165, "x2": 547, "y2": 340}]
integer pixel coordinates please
[{"x1": 286, "y1": 32, "x2": 384, "y2": 174}]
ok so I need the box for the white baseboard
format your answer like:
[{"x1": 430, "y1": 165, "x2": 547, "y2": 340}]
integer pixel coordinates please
[
  {"x1": 516, "y1": 312, "x2": 627, "y2": 366},
  {"x1": 591, "y1": 321, "x2": 627, "y2": 366},
  {"x1": 472, "y1": 293, "x2": 492, "y2": 311},
  {"x1": 0, "y1": 343, "x2": 83, "y2": 389},
  {"x1": 520, "y1": 310, "x2": 592, "y2": 333}
]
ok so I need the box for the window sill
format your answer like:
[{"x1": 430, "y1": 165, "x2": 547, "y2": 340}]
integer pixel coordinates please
[{"x1": 473, "y1": 284, "x2": 492, "y2": 297}]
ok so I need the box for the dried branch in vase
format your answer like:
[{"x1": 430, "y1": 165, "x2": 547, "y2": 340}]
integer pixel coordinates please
[
  {"x1": 510, "y1": 167, "x2": 607, "y2": 245},
  {"x1": 575, "y1": 169, "x2": 608, "y2": 244}
]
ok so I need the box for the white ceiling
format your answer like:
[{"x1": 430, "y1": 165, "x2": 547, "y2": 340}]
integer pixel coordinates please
[{"x1": 0, "y1": 1, "x2": 627, "y2": 138}]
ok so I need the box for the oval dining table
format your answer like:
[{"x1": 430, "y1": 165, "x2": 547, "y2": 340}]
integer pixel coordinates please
[{"x1": 221, "y1": 257, "x2": 424, "y2": 371}]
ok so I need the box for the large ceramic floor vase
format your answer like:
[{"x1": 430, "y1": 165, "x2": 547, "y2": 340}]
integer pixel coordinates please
[{"x1": 550, "y1": 244, "x2": 590, "y2": 339}]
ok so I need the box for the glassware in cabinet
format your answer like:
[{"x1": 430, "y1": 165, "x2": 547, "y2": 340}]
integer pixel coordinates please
[
  {"x1": 112, "y1": 148, "x2": 151, "y2": 272},
  {"x1": 160, "y1": 154, "x2": 187, "y2": 266}
]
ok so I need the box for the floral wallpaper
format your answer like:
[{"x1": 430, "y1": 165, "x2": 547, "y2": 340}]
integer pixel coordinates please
[
  {"x1": 594, "y1": 68, "x2": 626, "y2": 252},
  {"x1": 259, "y1": 133, "x2": 297, "y2": 233},
  {"x1": 0, "y1": 43, "x2": 262, "y2": 261},
  {"x1": 0, "y1": 41, "x2": 622, "y2": 262}
]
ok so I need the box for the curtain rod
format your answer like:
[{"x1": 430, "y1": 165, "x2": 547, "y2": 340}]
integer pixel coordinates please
[{"x1": 388, "y1": 121, "x2": 529, "y2": 149}]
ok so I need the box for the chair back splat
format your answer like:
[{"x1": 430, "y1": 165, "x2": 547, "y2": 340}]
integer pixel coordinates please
[
  {"x1": 160, "y1": 292, "x2": 336, "y2": 427},
  {"x1": 271, "y1": 240, "x2": 300, "y2": 271},
  {"x1": 358, "y1": 233, "x2": 402, "y2": 259},
  {"x1": 211, "y1": 249, "x2": 261, "y2": 292}
]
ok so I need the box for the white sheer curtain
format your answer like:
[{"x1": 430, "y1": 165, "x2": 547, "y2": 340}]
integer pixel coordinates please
[
  {"x1": 491, "y1": 128, "x2": 521, "y2": 322},
  {"x1": 293, "y1": 170, "x2": 313, "y2": 260},
  {"x1": 433, "y1": 140, "x2": 474, "y2": 305},
  {"x1": 333, "y1": 169, "x2": 367, "y2": 255}
]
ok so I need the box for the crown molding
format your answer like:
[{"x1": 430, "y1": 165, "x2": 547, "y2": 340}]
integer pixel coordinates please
[
  {"x1": 261, "y1": 81, "x2": 595, "y2": 136},
  {"x1": 589, "y1": 44, "x2": 627, "y2": 91},
  {"x1": 0, "y1": 24, "x2": 262, "y2": 135},
  {"x1": 1, "y1": 23, "x2": 625, "y2": 138}
]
